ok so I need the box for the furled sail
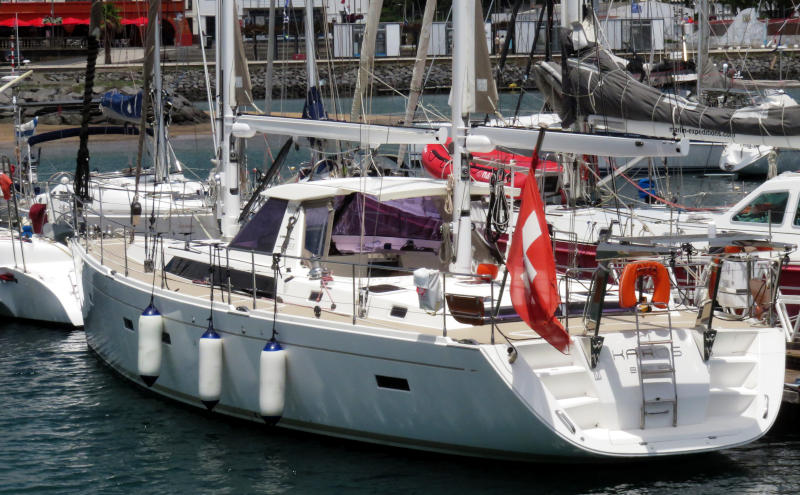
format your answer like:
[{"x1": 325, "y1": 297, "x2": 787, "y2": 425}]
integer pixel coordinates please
[
  {"x1": 533, "y1": 47, "x2": 800, "y2": 148},
  {"x1": 449, "y1": 0, "x2": 498, "y2": 115},
  {"x1": 233, "y1": 0, "x2": 257, "y2": 109}
]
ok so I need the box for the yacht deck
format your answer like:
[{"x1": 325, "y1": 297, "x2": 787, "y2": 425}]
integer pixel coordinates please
[{"x1": 84, "y1": 238, "x2": 770, "y2": 347}]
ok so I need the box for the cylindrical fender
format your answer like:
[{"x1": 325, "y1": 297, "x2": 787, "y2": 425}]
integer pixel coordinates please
[
  {"x1": 198, "y1": 322, "x2": 223, "y2": 411},
  {"x1": 137, "y1": 303, "x2": 164, "y2": 387}
]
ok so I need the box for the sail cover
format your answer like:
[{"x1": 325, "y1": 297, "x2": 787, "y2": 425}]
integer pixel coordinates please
[
  {"x1": 233, "y1": 0, "x2": 257, "y2": 109},
  {"x1": 533, "y1": 47, "x2": 800, "y2": 148},
  {"x1": 15, "y1": 117, "x2": 38, "y2": 141},
  {"x1": 449, "y1": 0, "x2": 498, "y2": 115},
  {"x1": 100, "y1": 90, "x2": 143, "y2": 123}
]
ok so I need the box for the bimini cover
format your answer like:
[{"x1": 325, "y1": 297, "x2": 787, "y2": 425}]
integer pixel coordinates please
[
  {"x1": 100, "y1": 90, "x2": 143, "y2": 123},
  {"x1": 533, "y1": 48, "x2": 800, "y2": 148}
]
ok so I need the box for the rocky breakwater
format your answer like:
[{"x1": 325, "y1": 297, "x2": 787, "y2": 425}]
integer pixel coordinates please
[
  {"x1": 2, "y1": 59, "x2": 530, "y2": 122},
  {"x1": 0, "y1": 71, "x2": 208, "y2": 126},
  {"x1": 173, "y1": 60, "x2": 529, "y2": 101}
]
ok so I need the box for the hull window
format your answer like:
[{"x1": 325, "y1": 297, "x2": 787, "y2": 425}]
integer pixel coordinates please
[{"x1": 376, "y1": 375, "x2": 410, "y2": 391}]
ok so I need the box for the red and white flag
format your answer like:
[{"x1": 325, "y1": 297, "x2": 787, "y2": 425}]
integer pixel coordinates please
[{"x1": 507, "y1": 153, "x2": 570, "y2": 353}]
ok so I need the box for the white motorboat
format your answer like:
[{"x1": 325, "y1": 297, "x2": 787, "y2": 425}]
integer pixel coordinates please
[{"x1": 547, "y1": 171, "x2": 800, "y2": 311}]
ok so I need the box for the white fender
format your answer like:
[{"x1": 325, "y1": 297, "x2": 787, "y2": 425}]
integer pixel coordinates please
[
  {"x1": 137, "y1": 303, "x2": 164, "y2": 387},
  {"x1": 259, "y1": 340, "x2": 286, "y2": 424},
  {"x1": 198, "y1": 323, "x2": 223, "y2": 410}
]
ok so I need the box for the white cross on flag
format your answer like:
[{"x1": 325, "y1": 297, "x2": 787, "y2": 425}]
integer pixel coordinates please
[{"x1": 507, "y1": 156, "x2": 570, "y2": 353}]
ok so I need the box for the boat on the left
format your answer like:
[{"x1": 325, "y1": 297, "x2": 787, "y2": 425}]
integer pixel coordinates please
[{"x1": 0, "y1": 69, "x2": 83, "y2": 327}]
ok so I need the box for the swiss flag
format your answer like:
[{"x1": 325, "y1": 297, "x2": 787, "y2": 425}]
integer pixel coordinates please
[{"x1": 507, "y1": 142, "x2": 570, "y2": 353}]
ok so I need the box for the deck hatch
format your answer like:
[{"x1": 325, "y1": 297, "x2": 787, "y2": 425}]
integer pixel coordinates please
[{"x1": 375, "y1": 375, "x2": 410, "y2": 391}]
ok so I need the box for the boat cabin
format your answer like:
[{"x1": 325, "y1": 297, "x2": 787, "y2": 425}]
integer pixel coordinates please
[{"x1": 716, "y1": 172, "x2": 800, "y2": 242}]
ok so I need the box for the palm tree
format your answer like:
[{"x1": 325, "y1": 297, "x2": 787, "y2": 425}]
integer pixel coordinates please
[{"x1": 101, "y1": 2, "x2": 122, "y2": 64}]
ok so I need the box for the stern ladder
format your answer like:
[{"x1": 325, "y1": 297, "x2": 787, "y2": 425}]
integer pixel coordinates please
[{"x1": 634, "y1": 307, "x2": 679, "y2": 428}]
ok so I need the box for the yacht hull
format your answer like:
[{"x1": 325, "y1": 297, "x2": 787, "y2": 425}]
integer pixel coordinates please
[
  {"x1": 0, "y1": 237, "x2": 82, "y2": 327},
  {"x1": 78, "y1": 242, "x2": 786, "y2": 460}
]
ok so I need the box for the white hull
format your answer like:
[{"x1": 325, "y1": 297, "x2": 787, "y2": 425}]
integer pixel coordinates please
[
  {"x1": 38, "y1": 173, "x2": 217, "y2": 239},
  {"x1": 0, "y1": 235, "x2": 82, "y2": 326},
  {"x1": 78, "y1": 240, "x2": 785, "y2": 460},
  {"x1": 719, "y1": 144, "x2": 773, "y2": 173},
  {"x1": 41, "y1": 173, "x2": 209, "y2": 218},
  {"x1": 547, "y1": 172, "x2": 800, "y2": 259}
]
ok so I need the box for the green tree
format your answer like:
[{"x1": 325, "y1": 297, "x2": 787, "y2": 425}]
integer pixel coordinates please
[{"x1": 101, "y1": 2, "x2": 122, "y2": 64}]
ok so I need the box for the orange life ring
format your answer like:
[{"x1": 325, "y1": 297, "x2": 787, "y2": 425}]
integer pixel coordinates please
[{"x1": 619, "y1": 261, "x2": 671, "y2": 309}]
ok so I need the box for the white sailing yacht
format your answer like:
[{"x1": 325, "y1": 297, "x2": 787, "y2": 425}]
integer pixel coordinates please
[
  {"x1": 73, "y1": 0, "x2": 786, "y2": 460},
  {"x1": 0, "y1": 69, "x2": 83, "y2": 327},
  {"x1": 33, "y1": 0, "x2": 215, "y2": 239}
]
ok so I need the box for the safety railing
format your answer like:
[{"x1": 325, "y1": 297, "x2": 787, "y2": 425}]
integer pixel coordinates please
[{"x1": 77, "y1": 209, "x2": 539, "y2": 348}]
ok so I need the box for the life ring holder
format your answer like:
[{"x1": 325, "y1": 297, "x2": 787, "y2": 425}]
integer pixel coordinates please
[{"x1": 619, "y1": 260, "x2": 671, "y2": 309}]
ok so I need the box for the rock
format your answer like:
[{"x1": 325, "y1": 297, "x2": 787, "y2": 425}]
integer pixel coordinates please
[
  {"x1": 36, "y1": 88, "x2": 58, "y2": 99},
  {"x1": 38, "y1": 114, "x2": 62, "y2": 125}
]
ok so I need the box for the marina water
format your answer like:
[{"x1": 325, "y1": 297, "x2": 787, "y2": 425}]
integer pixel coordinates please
[{"x1": 3, "y1": 95, "x2": 800, "y2": 492}]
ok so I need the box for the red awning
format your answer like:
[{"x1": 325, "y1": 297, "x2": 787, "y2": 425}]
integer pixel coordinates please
[
  {"x1": 1, "y1": 16, "x2": 146, "y2": 27},
  {"x1": 121, "y1": 17, "x2": 148, "y2": 27},
  {"x1": 60, "y1": 17, "x2": 91, "y2": 26},
  {"x1": 0, "y1": 15, "x2": 44, "y2": 27}
]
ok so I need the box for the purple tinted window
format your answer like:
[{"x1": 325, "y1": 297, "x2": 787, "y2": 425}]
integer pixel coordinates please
[
  {"x1": 331, "y1": 193, "x2": 443, "y2": 253},
  {"x1": 230, "y1": 198, "x2": 289, "y2": 253}
]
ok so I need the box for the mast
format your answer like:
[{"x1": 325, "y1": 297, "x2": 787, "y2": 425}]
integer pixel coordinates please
[
  {"x1": 350, "y1": 0, "x2": 382, "y2": 122},
  {"x1": 74, "y1": 0, "x2": 102, "y2": 203},
  {"x1": 304, "y1": 1, "x2": 318, "y2": 96},
  {"x1": 264, "y1": 0, "x2": 276, "y2": 114},
  {"x1": 561, "y1": 0, "x2": 580, "y2": 28},
  {"x1": 396, "y1": 0, "x2": 437, "y2": 167},
  {"x1": 450, "y1": 0, "x2": 475, "y2": 274},
  {"x1": 219, "y1": 0, "x2": 240, "y2": 240},
  {"x1": 696, "y1": 0, "x2": 709, "y2": 99},
  {"x1": 153, "y1": 7, "x2": 168, "y2": 182}
]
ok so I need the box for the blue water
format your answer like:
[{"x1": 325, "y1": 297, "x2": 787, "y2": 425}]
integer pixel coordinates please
[{"x1": 1, "y1": 322, "x2": 800, "y2": 494}]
